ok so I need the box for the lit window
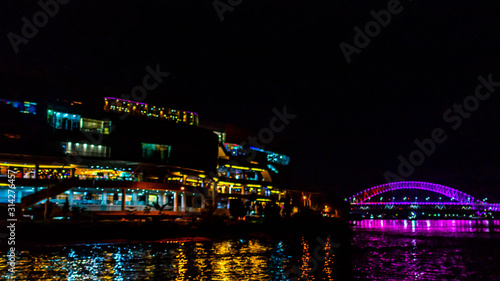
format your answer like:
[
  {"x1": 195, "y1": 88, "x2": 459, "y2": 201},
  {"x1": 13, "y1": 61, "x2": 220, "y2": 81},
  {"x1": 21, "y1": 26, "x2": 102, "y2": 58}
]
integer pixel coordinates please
[
  {"x1": 80, "y1": 118, "x2": 112, "y2": 134},
  {"x1": 48, "y1": 110, "x2": 81, "y2": 130},
  {"x1": 142, "y1": 143, "x2": 171, "y2": 162},
  {"x1": 62, "y1": 142, "x2": 110, "y2": 157}
]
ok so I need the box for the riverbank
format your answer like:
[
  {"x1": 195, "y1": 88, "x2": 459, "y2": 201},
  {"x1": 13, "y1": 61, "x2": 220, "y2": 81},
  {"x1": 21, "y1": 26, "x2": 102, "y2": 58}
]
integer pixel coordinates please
[{"x1": 7, "y1": 215, "x2": 353, "y2": 248}]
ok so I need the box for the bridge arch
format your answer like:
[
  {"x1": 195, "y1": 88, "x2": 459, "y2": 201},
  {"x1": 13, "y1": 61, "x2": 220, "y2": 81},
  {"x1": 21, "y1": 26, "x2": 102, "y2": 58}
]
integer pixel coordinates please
[{"x1": 350, "y1": 181, "x2": 475, "y2": 204}]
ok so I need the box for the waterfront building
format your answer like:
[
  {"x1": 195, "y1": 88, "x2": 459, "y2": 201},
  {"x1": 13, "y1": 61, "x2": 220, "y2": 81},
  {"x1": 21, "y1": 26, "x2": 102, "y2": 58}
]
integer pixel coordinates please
[{"x1": 0, "y1": 97, "x2": 299, "y2": 217}]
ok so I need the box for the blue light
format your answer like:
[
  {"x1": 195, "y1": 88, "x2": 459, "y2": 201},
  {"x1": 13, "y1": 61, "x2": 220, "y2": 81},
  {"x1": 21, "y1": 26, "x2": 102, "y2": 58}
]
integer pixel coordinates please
[{"x1": 250, "y1": 146, "x2": 266, "y2": 152}]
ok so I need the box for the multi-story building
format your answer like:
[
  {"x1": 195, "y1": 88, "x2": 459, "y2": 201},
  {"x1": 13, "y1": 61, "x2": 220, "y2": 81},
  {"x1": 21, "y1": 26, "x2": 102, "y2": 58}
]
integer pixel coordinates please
[
  {"x1": 199, "y1": 121, "x2": 292, "y2": 213},
  {"x1": 0, "y1": 97, "x2": 294, "y2": 217}
]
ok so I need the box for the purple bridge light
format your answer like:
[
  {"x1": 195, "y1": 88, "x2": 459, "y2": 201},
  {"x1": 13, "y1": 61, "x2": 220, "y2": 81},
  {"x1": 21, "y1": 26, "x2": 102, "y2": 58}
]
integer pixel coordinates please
[
  {"x1": 349, "y1": 181, "x2": 500, "y2": 212},
  {"x1": 349, "y1": 181, "x2": 475, "y2": 205}
]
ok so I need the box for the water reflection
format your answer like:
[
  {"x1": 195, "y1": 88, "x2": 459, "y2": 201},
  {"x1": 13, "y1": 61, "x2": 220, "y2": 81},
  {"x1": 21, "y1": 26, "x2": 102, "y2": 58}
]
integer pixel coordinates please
[
  {"x1": 322, "y1": 237, "x2": 335, "y2": 280},
  {"x1": 1, "y1": 220, "x2": 500, "y2": 280},
  {"x1": 1, "y1": 239, "x2": 291, "y2": 280},
  {"x1": 352, "y1": 220, "x2": 500, "y2": 280},
  {"x1": 354, "y1": 219, "x2": 500, "y2": 237}
]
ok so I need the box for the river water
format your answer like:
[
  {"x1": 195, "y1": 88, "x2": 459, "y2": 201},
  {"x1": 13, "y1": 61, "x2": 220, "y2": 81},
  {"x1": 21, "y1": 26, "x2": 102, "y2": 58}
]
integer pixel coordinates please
[{"x1": 1, "y1": 220, "x2": 499, "y2": 280}]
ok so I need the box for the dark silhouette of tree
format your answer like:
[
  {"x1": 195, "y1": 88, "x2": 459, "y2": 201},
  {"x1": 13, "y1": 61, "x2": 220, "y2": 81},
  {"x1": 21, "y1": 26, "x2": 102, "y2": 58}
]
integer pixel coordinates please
[
  {"x1": 150, "y1": 201, "x2": 168, "y2": 215},
  {"x1": 283, "y1": 193, "x2": 293, "y2": 217},
  {"x1": 248, "y1": 192, "x2": 257, "y2": 202},
  {"x1": 229, "y1": 199, "x2": 247, "y2": 219},
  {"x1": 256, "y1": 202, "x2": 264, "y2": 216},
  {"x1": 70, "y1": 206, "x2": 88, "y2": 221},
  {"x1": 62, "y1": 198, "x2": 70, "y2": 218},
  {"x1": 264, "y1": 202, "x2": 280, "y2": 221},
  {"x1": 44, "y1": 199, "x2": 53, "y2": 220}
]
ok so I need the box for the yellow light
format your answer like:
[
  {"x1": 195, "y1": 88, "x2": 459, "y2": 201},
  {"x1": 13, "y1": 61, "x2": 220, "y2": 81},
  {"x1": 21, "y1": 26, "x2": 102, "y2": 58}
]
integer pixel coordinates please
[
  {"x1": 303, "y1": 196, "x2": 307, "y2": 200},
  {"x1": 219, "y1": 181, "x2": 235, "y2": 185},
  {"x1": 251, "y1": 168, "x2": 266, "y2": 172},
  {"x1": 181, "y1": 187, "x2": 185, "y2": 190},
  {"x1": 232, "y1": 165, "x2": 249, "y2": 170},
  {"x1": 224, "y1": 164, "x2": 252, "y2": 170},
  {"x1": 0, "y1": 163, "x2": 81, "y2": 169},
  {"x1": 247, "y1": 184, "x2": 261, "y2": 188}
]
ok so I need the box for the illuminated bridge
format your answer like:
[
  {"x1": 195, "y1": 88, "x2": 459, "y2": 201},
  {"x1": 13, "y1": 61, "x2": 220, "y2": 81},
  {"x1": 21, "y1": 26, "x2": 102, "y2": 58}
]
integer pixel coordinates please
[{"x1": 349, "y1": 181, "x2": 500, "y2": 219}]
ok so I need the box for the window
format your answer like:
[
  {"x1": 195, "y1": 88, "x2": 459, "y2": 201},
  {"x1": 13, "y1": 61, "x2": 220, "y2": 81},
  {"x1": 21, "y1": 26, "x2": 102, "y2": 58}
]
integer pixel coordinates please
[
  {"x1": 80, "y1": 118, "x2": 112, "y2": 134},
  {"x1": 62, "y1": 142, "x2": 110, "y2": 157},
  {"x1": 142, "y1": 143, "x2": 171, "y2": 162},
  {"x1": 267, "y1": 152, "x2": 290, "y2": 165},
  {"x1": 47, "y1": 110, "x2": 81, "y2": 131},
  {"x1": 214, "y1": 131, "x2": 226, "y2": 144},
  {"x1": 224, "y1": 143, "x2": 245, "y2": 156},
  {"x1": 0, "y1": 99, "x2": 36, "y2": 114}
]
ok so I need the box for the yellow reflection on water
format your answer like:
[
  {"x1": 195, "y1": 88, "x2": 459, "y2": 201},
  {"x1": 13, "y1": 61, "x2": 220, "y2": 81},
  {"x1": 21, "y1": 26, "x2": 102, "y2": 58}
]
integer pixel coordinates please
[
  {"x1": 176, "y1": 242, "x2": 188, "y2": 281},
  {"x1": 2, "y1": 239, "x2": 284, "y2": 280},
  {"x1": 207, "y1": 239, "x2": 271, "y2": 281},
  {"x1": 193, "y1": 242, "x2": 209, "y2": 277},
  {"x1": 300, "y1": 237, "x2": 312, "y2": 280},
  {"x1": 323, "y1": 237, "x2": 335, "y2": 281}
]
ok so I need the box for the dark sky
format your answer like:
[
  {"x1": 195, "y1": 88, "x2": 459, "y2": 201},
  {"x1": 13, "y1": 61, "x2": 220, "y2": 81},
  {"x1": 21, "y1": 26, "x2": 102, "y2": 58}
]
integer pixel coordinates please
[{"x1": 2, "y1": 1, "x2": 500, "y2": 200}]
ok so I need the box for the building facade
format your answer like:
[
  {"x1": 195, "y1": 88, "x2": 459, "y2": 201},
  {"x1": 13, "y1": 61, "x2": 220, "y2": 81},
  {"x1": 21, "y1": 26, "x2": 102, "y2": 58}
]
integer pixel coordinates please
[{"x1": 0, "y1": 97, "x2": 294, "y2": 217}]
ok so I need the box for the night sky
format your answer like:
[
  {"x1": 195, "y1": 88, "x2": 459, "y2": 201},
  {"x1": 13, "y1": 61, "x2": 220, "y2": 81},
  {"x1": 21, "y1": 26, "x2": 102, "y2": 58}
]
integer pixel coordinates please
[{"x1": 2, "y1": 1, "x2": 500, "y2": 200}]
